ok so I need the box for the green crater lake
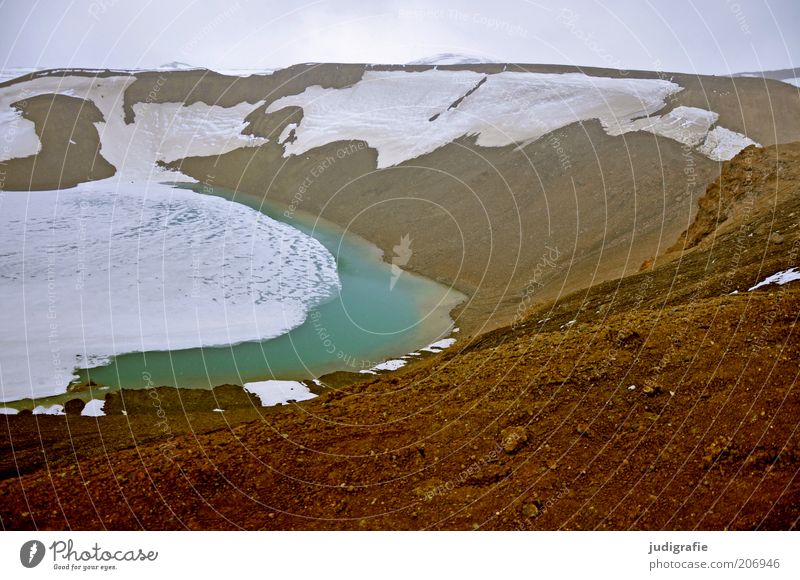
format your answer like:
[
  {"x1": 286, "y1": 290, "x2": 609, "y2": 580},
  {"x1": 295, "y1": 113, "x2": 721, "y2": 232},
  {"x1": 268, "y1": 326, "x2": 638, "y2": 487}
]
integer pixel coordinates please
[{"x1": 68, "y1": 184, "x2": 464, "y2": 393}]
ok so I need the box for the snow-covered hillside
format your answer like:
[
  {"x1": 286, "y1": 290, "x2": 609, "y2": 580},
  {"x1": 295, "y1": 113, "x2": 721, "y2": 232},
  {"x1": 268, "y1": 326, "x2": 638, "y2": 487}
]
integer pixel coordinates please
[
  {"x1": 0, "y1": 74, "x2": 268, "y2": 176},
  {"x1": 0, "y1": 67, "x2": 761, "y2": 175},
  {"x1": 268, "y1": 70, "x2": 758, "y2": 168}
]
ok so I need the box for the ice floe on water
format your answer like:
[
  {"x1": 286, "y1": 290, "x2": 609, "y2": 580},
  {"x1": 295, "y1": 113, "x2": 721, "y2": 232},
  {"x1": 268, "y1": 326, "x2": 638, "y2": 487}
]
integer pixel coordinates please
[
  {"x1": 268, "y1": 70, "x2": 757, "y2": 166},
  {"x1": 0, "y1": 179, "x2": 341, "y2": 402},
  {"x1": 244, "y1": 380, "x2": 317, "y2": 406},
  {"x1": 748, "y1": 267, "x2": 800, "y2": 291}
]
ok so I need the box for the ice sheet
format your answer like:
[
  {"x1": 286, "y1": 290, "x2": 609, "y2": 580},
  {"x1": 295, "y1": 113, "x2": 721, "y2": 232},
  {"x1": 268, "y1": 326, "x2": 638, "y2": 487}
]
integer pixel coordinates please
[{"x1": 0, "y1": 179, "x2": 341, "y2": 401}]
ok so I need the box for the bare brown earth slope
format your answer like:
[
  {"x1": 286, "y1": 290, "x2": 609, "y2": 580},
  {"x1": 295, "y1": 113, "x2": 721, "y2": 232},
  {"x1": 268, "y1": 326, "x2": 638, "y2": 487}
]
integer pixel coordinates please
[{"x1": 1, "y1": 142, "x2": 797, "y2": 530}]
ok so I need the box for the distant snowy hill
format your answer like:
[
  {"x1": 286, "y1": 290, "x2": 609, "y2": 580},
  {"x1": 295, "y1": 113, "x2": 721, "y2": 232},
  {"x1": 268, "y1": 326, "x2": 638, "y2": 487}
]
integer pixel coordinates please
[
  {"x1": 0, "y1": 67, "x2": 40, "y2": 83},
  {"x1": 155, "y1": 61, "x2": 201, "y2": 71},
  {"x1": 407, "y1": 53, "x2": 500, "y2": 66},
  {"x1": 154, "y1": 62, "x2": 275, "y2": 77},
  {"x1": 733, "y1": 67, "x2": 800, "y2": 88}
]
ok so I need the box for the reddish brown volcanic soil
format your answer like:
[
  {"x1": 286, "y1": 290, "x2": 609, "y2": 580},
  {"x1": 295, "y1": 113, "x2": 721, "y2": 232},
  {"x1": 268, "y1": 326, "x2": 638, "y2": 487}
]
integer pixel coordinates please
[{"x1": 1, "y1": 143, "x2": 798, "y2": 530}]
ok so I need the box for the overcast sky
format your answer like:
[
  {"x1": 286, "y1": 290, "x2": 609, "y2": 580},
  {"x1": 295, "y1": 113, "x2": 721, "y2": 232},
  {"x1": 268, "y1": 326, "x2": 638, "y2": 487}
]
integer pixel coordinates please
[{"x1": 0, "y1": 0, "x2": 797, "y2": 75}]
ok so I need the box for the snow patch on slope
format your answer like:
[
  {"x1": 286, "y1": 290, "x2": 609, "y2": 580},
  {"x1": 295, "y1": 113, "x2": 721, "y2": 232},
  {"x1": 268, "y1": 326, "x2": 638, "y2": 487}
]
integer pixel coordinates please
[
  {"x1": 244, "y1": 380, "x2": 317, "y2": 406},
  {"x1": 81, "y1": 399, "x2": 106, "y2": 417},
  {"x1": 269, "y1": 69, "x2": 486, "y2": 167},
  {"x1": 270, "y1": 70, "x2": 759, "y2": 165},
  {"x1": 269, "y1": 70, "x2": 686, "y2": 168},
  {"x1": 614, "y1": 106, "x2": 719, "y2": 147},
  {"x1": 698, "y1": 127, "x2": 758, "y2": 161},
  {"x1": 105, "y1": 100, "x2": 269, "y2": 179},
  {"x1": 0, "y1": 74, "x2": 268, "y2": 177},
  {"x1": 156, "y1": 61, "x2": 200, "y2": 71},
  {"x1": 420, "y1": 338, "x2": 457, "y2": 353},
  {"x1": 33, "y1": 405, "x2": 65, "y2": 415},
  {"x1": 0, "y1": 106, "x2": 40, "y2": 161},
  {"x1": 372, "y1": 359, "x2": 408, "y2": 371},
  {"x1": 455, "y1": 72, "x2": 679, "y2": 147},
  {"x1": 748, "y1": 268, "x2": 800, "y2": 291}
]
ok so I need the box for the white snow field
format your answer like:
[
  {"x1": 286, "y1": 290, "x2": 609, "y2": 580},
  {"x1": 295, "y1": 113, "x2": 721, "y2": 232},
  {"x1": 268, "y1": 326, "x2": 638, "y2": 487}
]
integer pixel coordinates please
[
  {"x1": 243, "y1": 380, "x2": 317, "y2": 406},
  {"x1": 748, "y1": 267, "x2": 800, "y2": 291},
  {"x1": 0, "y1": 179, "x2": 341, "y2": 402},
  {"x1": 268, "y1": 70, "x2": 758, "y2": 168},
  {"x1": 0, "y1": 74, "x2": 268, "y2": 175}
]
